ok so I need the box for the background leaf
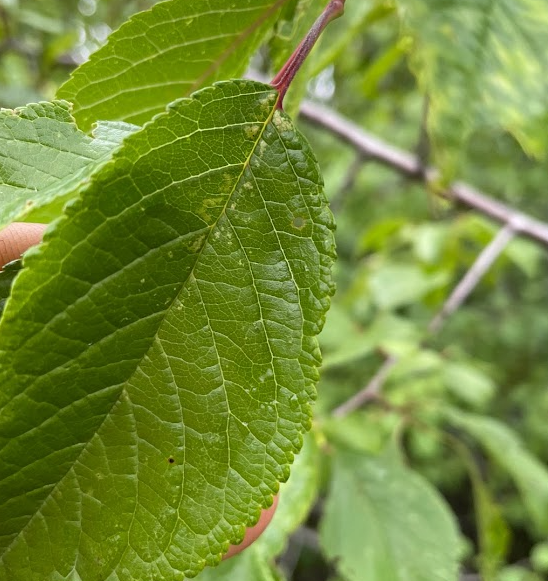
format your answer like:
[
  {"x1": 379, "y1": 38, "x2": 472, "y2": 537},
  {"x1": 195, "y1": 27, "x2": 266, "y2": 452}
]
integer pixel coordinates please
[
  {"x1": 58, "y1": 0, "x2": 290, "y2": 130},
  {"x1": 398, "y1": 0, "x2": 548, "y2": 172},
  {"x1": 197, "y1": 549, "x2": 284, "y2": 581},
  {"x1": 447, "y1": 409, "x2": 548, "y2": 535},
  {"x1": 0, "y1": 260, "x2": 22, "y2": 317},
  {"x1": 0, "y1": 80, "x2": 335, "y2": 580},
  {"x1": 320, "y1": 446, "x2": 461, "y2": 581},
  {"x1": 0, "y1": 100, "x2": 137, "y2": 228}
]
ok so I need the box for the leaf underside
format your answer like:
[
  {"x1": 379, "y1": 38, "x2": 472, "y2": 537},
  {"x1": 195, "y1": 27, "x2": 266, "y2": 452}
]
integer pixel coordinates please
[
  {"x1": 0, "y1": 79, "x2": 335, "y2": 580},
  {"x1": 58, "y1": 0, "x2": 291, "y2": 131}
]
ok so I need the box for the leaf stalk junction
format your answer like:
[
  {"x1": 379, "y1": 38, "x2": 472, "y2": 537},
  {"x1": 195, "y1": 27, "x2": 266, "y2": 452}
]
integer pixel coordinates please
[{"x1": 270, "y1": 0, "x2": 345, "y2": 108}]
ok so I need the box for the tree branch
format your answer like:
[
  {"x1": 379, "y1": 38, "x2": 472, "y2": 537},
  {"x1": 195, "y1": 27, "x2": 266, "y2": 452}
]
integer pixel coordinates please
[
  {"x1": 299, "y1": 101, "x2": 548, "y2": 247},
  {"x1": 428, "y1": 222, "x2": 516, "y2": 333},
  {"x1": 332, "y1": 354, "x2": 398, "y2": 417}
]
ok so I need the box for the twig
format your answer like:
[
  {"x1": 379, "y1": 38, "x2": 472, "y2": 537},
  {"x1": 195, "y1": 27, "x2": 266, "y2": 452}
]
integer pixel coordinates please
[
  {"x1": 428, "y1": 223, "x2": 516, "y2": 333},
  {"x1": 299, "y1": 101, "x2": 548, "y2": 247},
  {"x1": 271, "y1": 0, "x2": 345, "y2": 107},
  {"x1": 332, "y1": 224, "x2": 515, "y2": 418},
  {"x1": 301, "y1": 100, "x2": 548, "y2": 416},
  {"x1": 332, "y1": 354, "x2": 397, "y2": 417}
]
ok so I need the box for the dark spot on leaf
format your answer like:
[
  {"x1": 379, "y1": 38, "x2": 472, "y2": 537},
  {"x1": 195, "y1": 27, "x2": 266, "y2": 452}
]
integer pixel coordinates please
[{"x1": 168, "y1": 456, "x2": 175, "y2": 464}]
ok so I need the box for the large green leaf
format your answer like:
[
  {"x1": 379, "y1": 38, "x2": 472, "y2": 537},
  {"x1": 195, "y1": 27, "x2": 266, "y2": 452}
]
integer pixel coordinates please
[
  {"x1": 320, "y1": 447, "x2": 461, "y2": 581},
  {"x1": 0, "y1": 79, "x2": 335, "y2": 580},
  {"x1": 0, "y1": 100, "x2": 137, "y2": 229},
  {"x1": 447, "y1": 409, "x2": 548, "y2": 535},
  {"x1": 58, "y1": 0, "x2": 290, "y2": 131},
  {"x1": 398, "y1": 0, "x2": 548, "y2": 172}
]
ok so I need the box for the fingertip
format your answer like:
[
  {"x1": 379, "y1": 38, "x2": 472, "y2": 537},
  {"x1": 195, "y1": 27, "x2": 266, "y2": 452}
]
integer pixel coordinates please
[
  {"x1": 0, "y1": 222, "x2": 47, "y2": 269},
  {"x1": 223, "y1": 495, "x2": 279, "y2": 560}
]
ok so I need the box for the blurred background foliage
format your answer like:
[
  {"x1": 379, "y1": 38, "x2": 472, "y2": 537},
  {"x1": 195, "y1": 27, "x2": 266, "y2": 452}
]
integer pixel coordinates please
[{"x1": 2, "y1": 0, "x2": 548, "y2": 580}]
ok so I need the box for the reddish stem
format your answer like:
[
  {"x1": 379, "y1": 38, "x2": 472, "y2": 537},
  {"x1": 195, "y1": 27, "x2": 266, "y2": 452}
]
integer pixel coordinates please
[{"x1": 270, "y1": 0, "x2": 345, "y2": 109}]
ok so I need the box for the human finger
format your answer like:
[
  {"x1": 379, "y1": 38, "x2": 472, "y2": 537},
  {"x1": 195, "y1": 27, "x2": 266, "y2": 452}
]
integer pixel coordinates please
[
  {"x1": 0, "y1": 222, "x2": 47, "y2": 269},
  {"x1": 223, "y1": 495, "x2": 279, "y2": 559}
]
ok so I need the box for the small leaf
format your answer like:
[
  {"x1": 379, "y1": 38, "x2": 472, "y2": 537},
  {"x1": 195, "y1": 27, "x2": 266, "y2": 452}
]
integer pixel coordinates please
[
  {"x1": 368, "y1": 263, "x2": 448, "y2": 310},
  {"x1": 320, "y1": 447, "x2": 461, "y2": 581},
  {"x1": 447, "y1": 409, "x2": 548, "y2": 535},
  {"x1": 0, "y1": 100, "x2": 138, "y2": 229},
  {"x1": 0, "y1": 79, "x2": 335, "y2": 580},
  {"x1": 197, "y1": 549, "x2": 284, "y2": 581},
  {"x1": 454, "y1": 438, "x2": 510, "y2": 581},
  {"x1": 443, "y1": 362, "x2": 496, "y2": 408},
  {"x1": 58, "y1": 0, "x2": 291, "y2": 130},
  {"x1": 474, "y1": 469, "x2": 511, "y2": 580}
]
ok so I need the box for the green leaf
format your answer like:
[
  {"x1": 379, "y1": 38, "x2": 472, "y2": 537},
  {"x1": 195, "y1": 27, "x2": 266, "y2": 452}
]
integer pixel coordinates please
[
  {"x1": 310, "y1": 0, "x2": 396, "y2": 78},
  {"x1": 0, "y1": 80, "x2": 335, "y2": 580},
  {"x1": 58, "y1": 0, "x2": 290, "y2": 131},
  {"x1": 197, "y1": 432, "x2": 319, "y2": 580},
  {"x1": 474, "y1": 468, "x2": 511, "y2": 580},
  {"x1": 399, "y1": 0, "x2": 548, "y2": 173},
  {"x1": 320, "y1": 447, "x2": 461, "y2": 581},
  {"x1": 0, "y1": 100, "x2": 138, "y2": 229},
  {"x1": 269, "y1": 0, "x2": 318, "y2": 72},
  {"x1": 505, "y1": 237, "x2": 542, "y2": 278},
  {"x1": 443, "y1": 362, "x2": 496, "y2": 408},
  {"x1": 453, "y1": 438, "x2": 510, "y2": 581},
  {"x1": 531, "y1": 542, "x2": 548, "y2": 574},
  {"x1": 447, "y1": 409, "x2": 548, "y2": 535},
  {"x1": 196, "y1": 549, "x2": 283, "y2": 581},
  {"x1": 368, "y1": 263, "x2": 448, "y2": 310}
]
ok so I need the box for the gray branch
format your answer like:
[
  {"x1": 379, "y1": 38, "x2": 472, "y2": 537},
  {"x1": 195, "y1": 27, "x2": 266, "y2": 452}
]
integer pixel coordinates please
[
  {"x1": 428, "y1": 222, "x2": 516, "y2": 333},
  {"x1": 299, "y1": 101, "x2": 548, "y2": 246}
]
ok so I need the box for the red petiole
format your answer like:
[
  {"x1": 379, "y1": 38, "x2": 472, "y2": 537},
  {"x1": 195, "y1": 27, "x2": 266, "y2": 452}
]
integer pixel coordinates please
[{"x1": 270, "y1": 0, "x2": 345, "y2": 109}]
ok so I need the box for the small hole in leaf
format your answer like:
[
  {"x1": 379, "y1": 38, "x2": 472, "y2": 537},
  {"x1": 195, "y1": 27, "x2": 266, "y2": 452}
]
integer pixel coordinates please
[
  {"x1": 168, "y1": 456, "x2": 175, "y2": 464},
  {"x1": 292, "y1": 216, "x2": 306, "y2": 229}
]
